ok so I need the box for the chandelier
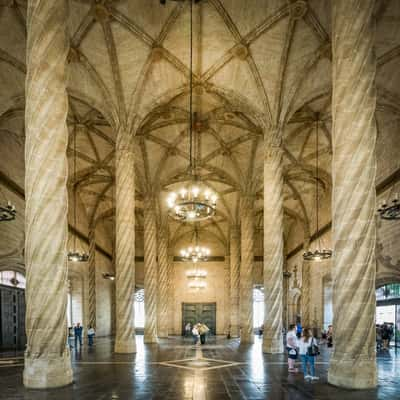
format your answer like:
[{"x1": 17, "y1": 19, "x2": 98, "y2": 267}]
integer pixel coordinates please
[
  {"x1": 188, "y1": 279, "x2": 206, "y2": 290},
  {"x1": 180, "y1": 226, "x2": 210, "y2": 262},
  {"x1": 0, "y1": 200, "x2": 16, "y2": 222},
  {"x1": 377, "y1": 194, "x2": 400, "y2": 220},
  {"x1": 68, "y1": 126, "x2": 89, "y2": 263},
  {"x1": 303, "y1": 115, "x2": 332, "y2": 261},
  {"x1": 166, "y1": 0, "x2": 217, "y2": 222}
]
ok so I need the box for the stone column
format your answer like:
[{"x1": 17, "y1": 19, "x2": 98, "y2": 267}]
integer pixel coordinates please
[
  {"x1": 262, "y1": 138, "x2": 284, "y2": 353},
  {"x1": 157, "y1": 219, "x2": 169, "y2": 338},
  {"x1": 144, "y1": 196, "x2": 158, "y2": 343},
  {"x1": 230, "y1": 226, "x2": 240, "y2": 338},
  {"x1": 300, "y1": 239, "x2": 311, "y2": 327},
  {"x1": 168, "y1": 254, "x2": 175, "y2": 335},
  {"x1": 328, "y1": 0, "x2": 377, "y2": 389},
  {"x1": 23, "y1": 0, "x2": 73, "y2": 389},
  {"x1": 240, "y1": 195, "x2": 255, "y2": 344},
  {"x1": 88, "y1": 226, "x2": 96, "y2": 329},
  {"x1": 224, "y1": 255, "x2": 231, "y2": 334},
  {"x1": 114, "y1": 126, "x2": 136, "y2": 353}
]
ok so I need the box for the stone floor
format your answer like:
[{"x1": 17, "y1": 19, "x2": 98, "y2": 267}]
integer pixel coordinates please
[{"x1": 0, "y1": 336, "x2": 399, "y2": 399}]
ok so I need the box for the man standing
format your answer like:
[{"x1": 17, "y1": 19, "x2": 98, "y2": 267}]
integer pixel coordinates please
[{"x1": 74, "y1": 322, "x2": 83, "y2": 348}]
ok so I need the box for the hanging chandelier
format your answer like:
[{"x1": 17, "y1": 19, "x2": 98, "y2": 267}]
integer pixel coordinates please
[
  {"x1": 180, "y1": 225, "x2": 210, "y2": 262},
  {"x1": 0, "y1": 201, "x2": 16, "y2": 222},
  {"x1": 68, "y1": 126, "x2": 89, "y2": 263},
  {"x1": 377, "y1": 194, "x2": 400, "y2": 220},
  {"x1": 303, "y1": 115, "x2": 332, "y2": 261},
  {"x1": 166, "y1": 0, "x2": 217, "y2": 222},
  {"x1": 188, "y1": 279, "x2": 206, "y2": 290}
]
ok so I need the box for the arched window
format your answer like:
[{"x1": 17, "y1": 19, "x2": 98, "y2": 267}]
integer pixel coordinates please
[
  {"x1": 376, "y1": 284, "x2": 400, "y2": 301},
  {"x1": 0, "y1": 270, "x2": 25, "y2": 289},
  {"x1": 253, "y1": 286, "x2": 264, "y2": 328},
  {"x1": 134, "y1": 288, "x2": 145, "y2": 329}
]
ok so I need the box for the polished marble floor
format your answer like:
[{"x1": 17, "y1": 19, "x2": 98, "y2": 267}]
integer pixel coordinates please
[{"x1": 0, "y1": 336, "x2": 399, "y2": 399}]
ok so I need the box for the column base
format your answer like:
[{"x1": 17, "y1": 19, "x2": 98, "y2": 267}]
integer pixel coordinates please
[
  {"x1": 158, "y1": 331, "x2": 168, "y2": 338},
  {"x1": 328, "y1": 356, "x2": 377, "y2": 389},
  {"x1": 114, "y1": 337, "x2": 136, "y2": 353},
  {"x1": 144, "y1": 334, "x2": 158, "y2": 344},
  {"x1": 240, "y1": 333, "x2": 254, "y2": 344},
  {"x1": 230, "y1": 325, "x2": 240, "y2": 338},
  {"x1": 23, "y1": 349, "x2": 73, "y2": 389},
  {"x1": 262, "y1": 337, "x2": 284, "y2": 353}
]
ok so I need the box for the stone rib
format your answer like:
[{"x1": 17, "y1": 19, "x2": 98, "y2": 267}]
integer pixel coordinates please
[
  {"x1": 328, "y1": 0, "x2": 377, "y2": 389},
  {"x1": 23, "y1": 0, "x2": 73, "y2": 388},
  {"x1": 262, "y1": 143, "x2": 284, "y2": 353}
]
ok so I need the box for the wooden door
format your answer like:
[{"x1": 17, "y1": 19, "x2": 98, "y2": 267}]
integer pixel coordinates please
[
  {"x1": 0, "y1": 285, "x2": 26, "y2": 350},
  {"x1": 182, "y1": 302, "x2": 216, "y2": 335}
]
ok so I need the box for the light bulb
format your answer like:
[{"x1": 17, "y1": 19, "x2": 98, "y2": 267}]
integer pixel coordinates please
[
  {"x1": 180, "y1": 188, "x2": 187, "y2": 198},
  {"x1": 192, "y1": 187, "x2": 199, "y2": 197},
  {"x1": 211, "y1": 194, "x2": 217, "y2": 203},
  {"x1": 188, "y1": 211, "x2": 196, "y2": 219}
]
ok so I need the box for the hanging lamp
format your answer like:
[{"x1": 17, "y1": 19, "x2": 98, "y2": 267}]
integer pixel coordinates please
[
  {"x1": 180, "y1": 225, "x2": 210, "y2": 263},
  {"x1": 166, "y1": 0, "x2": 217, "y2": 222},
  {"x1": 68, "y1": 127, "x2": 89, "y2": 262},
  {"x1": 303, "y1": 115, "x2": 332, "y2": 261}
]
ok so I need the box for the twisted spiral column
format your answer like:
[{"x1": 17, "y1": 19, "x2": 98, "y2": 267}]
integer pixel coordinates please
[
  {"x1": 88, "y1": 226, "x2": 96, "y2": 329},
  {"x1": 144, "y1": 197, "x2": 158, "y2": 343},
  {"x1": 157, "y1": 219, "x2": 169, "y2": 338},
  {"x1": 300, "y1": 239, "x2": 311, "y2": 327},
  {"x1": 328, "y1": 0, "x2": 377, "y2": 389},
  {"x1": 230, "y1": 226, "x2": 240, "y2": 337},
  {"x1": 262, "y1": 141, "x2": 284, "y2": 353},
  {"x1": 224, "y1": 256, "x2": 231, "y2": 334},
  {"x1": 168, "y1": 254, "x2": 175, "y2": 335},
  {"x1": 23, "y1": 0, "x2": 73, "y2": 389},
  {"x1": 240, "y1": 195, "x2": 255, "y2": 344},
  {"x1": 114, "y1": 126, "x2": 136, "y2": 353}
]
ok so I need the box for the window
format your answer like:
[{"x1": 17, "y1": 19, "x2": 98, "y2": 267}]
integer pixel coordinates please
[
  {"x1": 0, "y1": 270, "x2": 25, "y2": 289},
  {"x1": 376, "y1": 284, "x2": 400, "y2": 301},
  {"x1": 134, "y1": 288, "x2": 145, "y2": 328},
  {"x1": 253, "y1": 286, "x2": 264, "y2": 328}
]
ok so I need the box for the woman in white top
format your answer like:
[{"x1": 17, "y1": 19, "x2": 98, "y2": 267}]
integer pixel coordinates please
[
  {"x1": 286, "y1": 324, "x2": 298, "y2": 372},
  {"x1": 298, "y1": 328, "x2": 319, "y2": 380}
]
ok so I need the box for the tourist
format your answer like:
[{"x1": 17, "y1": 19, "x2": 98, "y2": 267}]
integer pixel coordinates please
[
  {"x1": 298, "y1": 328, "x2": 319, "y2": 381},
  {"x1": 327, "y1": 325, "x2": 333, "y2": 348},
  {"x1": 87, "y1": 325, "x2": 95, "y2": 346},
  {"x1": 192, "y1": 324, "x2": 199, "y2": 344},
  {"x1": 286, "y1": 324, "x2": 298, "y2": 373},
  {"x1": 376, "y1": 324, "x2": 383, "y2": 351},
  {"x1": 68, "y1": 326, "x2": 74, "y2": 349},
  {"x1": 382, "y1": 323, "x2": 390, "y2": 350},
  {"x1": 296, "y1": 322, "x2": 302, "y2": 339},
  {"x1": 74, "y1": 322, "x2": 83, "y2": 347},
  {"x1": 185, "y1": 322, "x2": 192, "y2": 337},
  {"x1": 198, "y1": 323, "x2": 210, "y2": 345}
]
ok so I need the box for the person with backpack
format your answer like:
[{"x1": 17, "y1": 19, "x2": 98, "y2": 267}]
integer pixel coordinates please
[{"x1": 298, "y1": 328, "x2": 319, "y2": 381}]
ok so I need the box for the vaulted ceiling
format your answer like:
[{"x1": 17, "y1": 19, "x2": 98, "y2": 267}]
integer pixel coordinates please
[{"x1": 0, "y1": 0, "x2": 399, "y2": 257}]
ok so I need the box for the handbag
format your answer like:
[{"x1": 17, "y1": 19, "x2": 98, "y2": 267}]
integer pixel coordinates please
[
  {"x1": 307, "y1": 338, "x2": 320, "y2": 356},
  {"x1": 288, "y1": 348, "x2": 297, "y2": 356}
]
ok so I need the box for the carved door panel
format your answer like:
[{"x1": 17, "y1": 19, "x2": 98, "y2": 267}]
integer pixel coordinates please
[
  {"x1": 182, "y1": 303, "x2": 216, "y2": 335},
  {"x1": 0, "y1": 286, "x2": 16, "y2": 349}
]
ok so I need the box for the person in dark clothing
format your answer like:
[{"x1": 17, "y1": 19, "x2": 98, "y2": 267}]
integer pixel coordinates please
[{"x1": 74, "y1": 322, "x2": 83, "y2": 347}]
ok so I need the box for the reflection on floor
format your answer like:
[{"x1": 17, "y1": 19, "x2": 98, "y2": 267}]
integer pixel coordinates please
[{"x1": 0, "y1": 336, "x2": 399, "y2": 399}]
